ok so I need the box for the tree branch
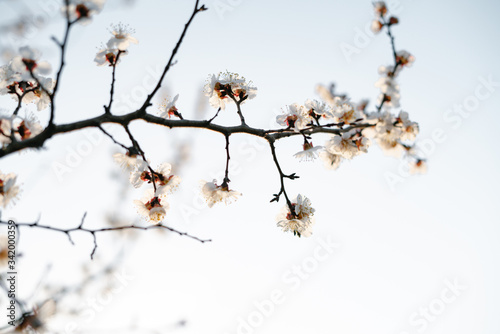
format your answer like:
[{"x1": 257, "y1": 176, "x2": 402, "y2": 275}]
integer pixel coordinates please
[
  {"x1": 0, "y1": 217, "x2": 211, "y2": 260},
  {"x1": 104, "y1": 50, "x2": 124, "y2": 115},
  {"x1": 268, "y1": 139, "x2": 298, "y2": 215}
]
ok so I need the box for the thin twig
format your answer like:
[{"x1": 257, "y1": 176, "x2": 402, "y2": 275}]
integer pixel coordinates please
[
  {"x1": 139, "y1": 0, "x2": 205, "y2": 113},
  {"x1": 267, "y1": 139, "x2": 298, "y2": 214},
  {"x1": 222, "y1": 134, "x2": 230, "y2": 186},
  {"x1": 123, "y1": 125, "x2": 158, "y2": 192},
  {"x1": 104, "y1": 50, "x2": 123, "y2": 114},
  {"x1": 0, "y1": 218, "x2": 211, "y2": 260},
  {"x1": 376, "y1": 17, "x2": 400, "y2": 112},
  {"x1": 98, "y1": 125, "x2": 129, "y2": 150},
  {"x1": 47, "y1": 0, "x2": 75, "y2": 127},
  {"x1": 228, "y1": 94, "x2": 246, "y2": 125}
]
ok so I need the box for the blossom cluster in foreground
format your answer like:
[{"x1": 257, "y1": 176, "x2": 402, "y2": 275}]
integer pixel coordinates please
[
  {"x1": 276, "y1": 194, "x2": 315, "y2": 237},
  {"x1": 0, "y1": 46, "x2": 52, "y2": 147},
  {"x1": 0, "y1": 46, "x2": 54, "y2": 112},
  {"x1": 113, "y1": 151, "x2": 180, "y2": 223},
  {"x1": 0, "y1": 1, "x2": 426, "y2": 242}
]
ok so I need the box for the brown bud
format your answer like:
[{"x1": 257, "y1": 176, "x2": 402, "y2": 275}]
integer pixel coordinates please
[{"x1": 389, "y1": 16, "x2": 399, "y2": 25}]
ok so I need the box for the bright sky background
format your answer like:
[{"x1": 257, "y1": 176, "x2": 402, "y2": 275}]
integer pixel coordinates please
[{"x1": 1, "y1": 0, "x2": 500, "y2": 333}]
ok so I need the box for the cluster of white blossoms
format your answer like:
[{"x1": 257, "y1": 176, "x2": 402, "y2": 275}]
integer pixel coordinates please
[
  {"x1": 113, "y1": 150, "x2": 180, "y2": 223},
  {"x1": 370, "y1": 1, "x2": 400, "y2": 34},
  {"x1": 130, "y1": 162, "x2": 181, "y2": 195},
  {"x1": 363, "y1": 2, "x2": 424, "y2": 172},
  {"x1": 308, "y1": 85, "x2": 422, "y2": 172},
  {"x1": 277, "y1": 97, "x2": 364, "y2": 131},
  {"x1": 374, "y1": 51, "x2": 414, "y2": 110},
  {"x1": 94, "y1": 23, "x2": 138, "y2": 66},
  {"x1": 276, "y1": 194, "x2": 315, "y2": 238},
  {"x1": 363, "y1": 111, "x2": 417, "y2": 157},
  {"x1": 62, "y1": 0, "x2": 105, "y2": 24},
  {"x1": 200, "y1": 180, "x2": 241, "y2": 208},
  {"x1": 294, "y1": 141, "x2": 324, "y2": 162},
  {"x1": 204, "y1": 71, "x2": 257, "y2": 110},
  {"x1": 370, "y1": 2, "x2": 415, "y2": 112},
  {"x1": 0, "y1": 115, "x2": 43, "y2": 147},
  {"x1": 0, "y1": 171, "x2": 20, "y2": 208},
  {"x1": 324, "y1": 129, "x2": 370, "y2": 164},
  {"x1": 0, "y1": 47, "x2": 51, "y2": 147},
  {"x1": 0, "y1": 46, "x2": 55, "y2": 111},
  {"x1": 369, "y1": 111, "x2": 425, "y2": 174}
]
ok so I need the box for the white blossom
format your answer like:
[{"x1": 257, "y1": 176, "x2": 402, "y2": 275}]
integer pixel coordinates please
[
  {"x1": 204, "y1": 71, "x2": 257, "y2": 110},
  {"x1": 315, "y1": 84, "x2": 337, "y2": 107},
  {"x1": 200, "y1": 179, "x2": 241, "y2": 208},
  {"x1": 107, "y1": 23, "x2": 138, "y2": 50},
  {"x1": 293, "y1": 142, "x2": 323, "y2": 162},
  {"x1": 409, "y1": 159, "x2": 427, "y2": 175},
  {"x1": 326, "y1": 130, "x2": 370, "y2": 159},
  {"x1": 397, "y1": 111, "x2": 419, "y2": 141},
  {"x1": 371, "y1": 20, "x2": 383, "y2": 33},
  {"x1": 113, "y1": 152, "x2": 148, "y2": 171},
  {"x1": 130, "y1": 162, "x2": 181, "y2": 195},
  {"x1": 94, "y1": 47, "x2": 127, "y2": 66},
  {"x1": 333, "y1": 100, "x2": 362, "y2": 124},
  {"x1": 133, "y1": 189, "x2": 169, "y2": 223},
  {"x1": 158, "y1": 94, "x2": 181, "y2": 119},
  {"x1": 319, "y1": 151, "x2": 343, "y2": 170},
  {"x1": 373, "y1": 1, "x2": 387, "y2": 18},
  {"x1": 10, "y1": 46, "x2": 51, "y2": 80},
  {"x1": 304, "y1": 99, "x2": 332, "y2": 118},
  {"x1": 23, "y1": 76, "x2": 55, "y2": 111},
  {"x1": 0, "y1": 118, "x2": 12, "y2": 146},
  {"x1": 14, "y1": 113, "x2": 43, "y2": 141},
  {"x1": 396, "y1": 50, "x2": 415, "y2": 67},
  {"x1": 276, "y1": 103, "x2": 312, "y2": 131},
  {"x1": 0, "y1": 64, "x2": 21, "y2": 95}
]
